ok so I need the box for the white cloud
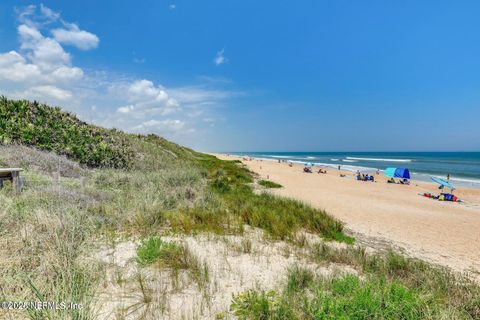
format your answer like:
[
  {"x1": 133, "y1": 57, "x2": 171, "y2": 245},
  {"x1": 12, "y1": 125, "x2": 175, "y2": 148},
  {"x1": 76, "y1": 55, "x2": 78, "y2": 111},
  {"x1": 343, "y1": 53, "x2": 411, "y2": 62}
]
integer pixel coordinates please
[
  {"x1": 0, "y1": 4, "x2": 92, "y2": 103},
  {"x1": 22, "y1": 85, "x2": 73, "y2": 100},
  {"x1": 0, "y1": 51, "x2": 41, "y2": 82},
  {"x1": 117, "y1": 79, "x2": 181, "y2": 116},
  {"x1": 52, "y1": 24, "x2": 99, "y2": 50},
  {"x1": 117, "y1": 105, "x2": 135, "y2": 113},
  {"x1": 169, "y1": 4, "x2": 176, "y2": 10},
  {"x1": 39, "y1": 4, "x2": 60, "y2": 22},
  {"x1": 214, "y1": 48, "x2": 228, "y2": 66},
  {"x1": 1, "y1": 5, "x2": 237, "y2": 146},
  {"x1": 133, "y1": 119, "x2": 185, "y2": 133}
]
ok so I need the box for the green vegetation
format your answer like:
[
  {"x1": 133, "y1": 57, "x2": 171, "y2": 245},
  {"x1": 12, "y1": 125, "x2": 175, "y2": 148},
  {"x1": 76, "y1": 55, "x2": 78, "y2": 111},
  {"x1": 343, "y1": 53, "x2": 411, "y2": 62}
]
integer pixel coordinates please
[
  {"x1": 231, "y1": 270, "x2": 431, "y2": 320},
  {"x1": 309, "y1": 244, "x2": 480, "y2": 318},
  {"x1": 258, "y1": 179, "x2": 282, "y2": 188},
  {"x1": 136, "y1": 236, "x2": 209, "y2": 289},
  {"x1": 0, "y1": 96, "x2": 134, "y2": 168},
  {"x1": 200, "y1": 156, "x2": 353, "y2": 242},
  {"x1": 136, "y1": 236, "x2": 183, "y2": 266},
  {"x1": 230, "y1": 246, "x2": 480, "y2": 319}
]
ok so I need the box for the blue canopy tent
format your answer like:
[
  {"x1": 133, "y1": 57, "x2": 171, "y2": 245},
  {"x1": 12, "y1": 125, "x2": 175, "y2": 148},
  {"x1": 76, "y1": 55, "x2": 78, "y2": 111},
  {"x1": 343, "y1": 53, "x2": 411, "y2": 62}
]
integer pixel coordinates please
[
  {"x1": 384, "y1": 167, "x2": 410, "y2": 179},
  {"x1": 431, "y1": 177, "x2": 455, "y2": 191}
]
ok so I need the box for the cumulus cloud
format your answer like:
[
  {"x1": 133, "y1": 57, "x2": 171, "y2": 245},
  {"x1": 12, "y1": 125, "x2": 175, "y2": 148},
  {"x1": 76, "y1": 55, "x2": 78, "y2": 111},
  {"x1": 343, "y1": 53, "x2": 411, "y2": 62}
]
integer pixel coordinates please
[
  {"x1": 115, "y1": 79, "x2": 181, "y2": 116},
  {"x1": 1, "y1": 4, "x2": 237, "y2": 145},
  {"x1": 0, "y1": 4, "x2": 90, "y2": 104},
  {"x1": 52, "y1": 24, "x2": 99, "y2": 50},
  {"x1": 214, "y1": 48, "x2": 228, "y2": 66}
]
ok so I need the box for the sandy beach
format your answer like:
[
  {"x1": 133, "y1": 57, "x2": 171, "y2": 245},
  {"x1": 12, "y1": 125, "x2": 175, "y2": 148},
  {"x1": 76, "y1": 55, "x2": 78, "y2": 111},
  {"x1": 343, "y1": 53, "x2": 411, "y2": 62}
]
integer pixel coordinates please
[{"x1": 215, "y1": 154, "x2": 480, "y2": 275}]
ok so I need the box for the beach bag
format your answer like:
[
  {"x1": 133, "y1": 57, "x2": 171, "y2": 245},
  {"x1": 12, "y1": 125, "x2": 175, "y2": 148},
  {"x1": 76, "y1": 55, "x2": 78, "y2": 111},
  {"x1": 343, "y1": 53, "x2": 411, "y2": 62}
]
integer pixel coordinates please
[{"x1": 438, "y1": 194, "x2": 445, "y2": 201}]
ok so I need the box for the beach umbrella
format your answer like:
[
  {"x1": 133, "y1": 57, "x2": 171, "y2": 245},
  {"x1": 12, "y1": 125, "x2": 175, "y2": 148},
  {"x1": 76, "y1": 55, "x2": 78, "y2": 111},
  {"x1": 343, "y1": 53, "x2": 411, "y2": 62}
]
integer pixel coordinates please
[
  {"x1": 384, "y1": 167, "x2": 410, "y2": 179},
  {"x1": 431, "y1": 177, "x2": 455, "y2": 191}
]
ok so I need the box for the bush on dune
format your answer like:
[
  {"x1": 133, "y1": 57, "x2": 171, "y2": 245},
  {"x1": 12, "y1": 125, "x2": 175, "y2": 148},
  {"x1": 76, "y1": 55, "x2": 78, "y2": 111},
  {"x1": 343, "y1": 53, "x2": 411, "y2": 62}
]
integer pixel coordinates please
[{"x1": 0, "y1": 96, "x2": 134, "y2": 168}]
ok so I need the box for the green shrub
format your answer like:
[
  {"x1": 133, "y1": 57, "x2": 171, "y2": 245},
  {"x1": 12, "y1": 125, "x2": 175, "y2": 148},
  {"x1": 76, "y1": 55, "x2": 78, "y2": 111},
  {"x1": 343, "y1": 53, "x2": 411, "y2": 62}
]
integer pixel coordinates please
[{"x1": 0, "y1": 96, "x2": 134, "y2": 168}]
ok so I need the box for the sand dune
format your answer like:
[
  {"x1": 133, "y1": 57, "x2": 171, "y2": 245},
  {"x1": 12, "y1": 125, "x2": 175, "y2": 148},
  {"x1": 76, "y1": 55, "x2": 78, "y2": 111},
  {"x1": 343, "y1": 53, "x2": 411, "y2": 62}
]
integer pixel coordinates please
[{"x1": 216, "y1": 154, "x2": 480, "y2": 275}]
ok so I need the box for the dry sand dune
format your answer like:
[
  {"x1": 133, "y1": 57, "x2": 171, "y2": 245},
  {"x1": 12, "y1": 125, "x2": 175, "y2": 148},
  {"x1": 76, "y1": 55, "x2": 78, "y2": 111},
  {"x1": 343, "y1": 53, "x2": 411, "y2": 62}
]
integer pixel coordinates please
[{"x1": 216, "y1": 154, "x2": 480, "y2": 275}]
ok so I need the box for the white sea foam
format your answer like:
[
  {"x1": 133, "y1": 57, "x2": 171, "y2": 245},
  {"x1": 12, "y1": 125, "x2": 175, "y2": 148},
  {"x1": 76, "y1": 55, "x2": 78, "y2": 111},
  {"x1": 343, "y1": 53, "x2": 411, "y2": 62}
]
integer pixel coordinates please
[
  {"x1": 270, "y1": 155, "x2": 291, "y2": 159},
  {"x1": 306, "y1": 156, "x2": 316, "y2": 159},
  {"x1": 342, "y1": 159, "x2": 358, "y2": 163},
  {"x1": 346, "y1": 156, "x2": 412, "y2": 162},
  {"x1": 330, "y1": 158, "x2": 339, "y2": 161}
]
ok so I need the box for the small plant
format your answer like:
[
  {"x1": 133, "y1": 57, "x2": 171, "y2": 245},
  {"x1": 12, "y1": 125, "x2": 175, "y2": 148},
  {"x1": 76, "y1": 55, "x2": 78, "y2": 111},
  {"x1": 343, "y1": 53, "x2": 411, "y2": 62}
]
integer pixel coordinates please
[
  {"x1": 231, "y1": 290, "x2": 281, "y2": 319},
  {"x1": 240, "y1": 238, "x2": 252, "y2": 254},
  {"x1": 258, "y1": 179, "x2": 282, "y2": 188},
  {"x1": 285, "y1": 266, "x2": 314, "y2": 295},
  {"x1": 136, "y1": 236, "x2": 183, "y2": 267}
]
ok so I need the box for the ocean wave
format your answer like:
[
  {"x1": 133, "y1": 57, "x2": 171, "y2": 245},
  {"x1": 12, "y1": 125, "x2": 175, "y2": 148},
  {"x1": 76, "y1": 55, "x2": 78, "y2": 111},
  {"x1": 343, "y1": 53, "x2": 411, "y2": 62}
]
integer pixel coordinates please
[
  {"x1": 428, "y1": 175, "x2": 480, "y2": 185},
  {"x1": 339, "y1": 165, "x2": 375, "y2": 172},
  {"x1": 270, "y1": 155, "x2": 291, "y2": 159},
  {"x1": 346, "y1": 157, "x2": 412, "y2": 163},
  {"x1": 342, "y1": 159, "x2": 358, "y2": 163},
  {"x1": 330, "y1": 158, "x2": 339, "y2": 161},
  {"x1": 449, "y1": 177, "x2": 480, "y2": 185}
]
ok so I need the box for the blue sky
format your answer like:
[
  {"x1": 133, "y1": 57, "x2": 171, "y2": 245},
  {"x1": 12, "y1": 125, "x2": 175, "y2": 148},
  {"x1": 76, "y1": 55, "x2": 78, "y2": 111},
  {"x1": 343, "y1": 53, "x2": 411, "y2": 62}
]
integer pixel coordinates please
[{"x1": 0, "y1": 1, "x2": 479, "y2": 151}]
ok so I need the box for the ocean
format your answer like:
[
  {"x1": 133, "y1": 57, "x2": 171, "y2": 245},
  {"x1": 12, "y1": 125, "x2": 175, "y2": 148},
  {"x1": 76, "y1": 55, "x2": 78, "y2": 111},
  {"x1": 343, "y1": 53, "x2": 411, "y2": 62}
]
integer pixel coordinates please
[{"x1": 228, "y1": 152, "x2": 480, "y2": 188}]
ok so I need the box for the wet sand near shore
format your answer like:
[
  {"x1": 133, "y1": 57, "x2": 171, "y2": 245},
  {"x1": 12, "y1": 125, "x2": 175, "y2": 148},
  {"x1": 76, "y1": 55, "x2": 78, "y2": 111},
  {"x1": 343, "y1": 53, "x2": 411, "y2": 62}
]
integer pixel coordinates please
[{"x1": 215, "y1": 154, "x2": 480, "y2": 276}]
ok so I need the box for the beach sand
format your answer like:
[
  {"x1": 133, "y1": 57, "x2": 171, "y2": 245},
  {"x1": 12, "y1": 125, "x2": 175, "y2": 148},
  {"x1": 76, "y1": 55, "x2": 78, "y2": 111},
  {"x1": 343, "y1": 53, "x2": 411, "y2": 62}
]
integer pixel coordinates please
[{"x1": 215, "y1": 154, "x2": 480, "y2": 275}]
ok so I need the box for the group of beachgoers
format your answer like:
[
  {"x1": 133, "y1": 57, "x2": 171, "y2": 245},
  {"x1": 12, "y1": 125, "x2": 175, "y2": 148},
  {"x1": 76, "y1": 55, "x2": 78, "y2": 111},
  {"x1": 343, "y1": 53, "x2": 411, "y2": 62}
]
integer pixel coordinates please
[
  {"x1": 356, "y1": 171, "x2": 375, "y2": 182},
  {"x1": 302, "y1": 166, "x2": 327, "y2": 174},
  {"x1": 387, "y1": 177, "x2": 410, "y2": 185}
]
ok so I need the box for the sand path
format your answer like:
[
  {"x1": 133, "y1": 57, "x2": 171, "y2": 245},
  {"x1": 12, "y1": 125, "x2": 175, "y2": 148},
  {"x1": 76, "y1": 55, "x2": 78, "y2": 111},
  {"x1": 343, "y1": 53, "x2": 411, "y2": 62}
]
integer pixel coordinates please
[{"x1": 216, "y1": 154, "x2": 480, "y2": 275}]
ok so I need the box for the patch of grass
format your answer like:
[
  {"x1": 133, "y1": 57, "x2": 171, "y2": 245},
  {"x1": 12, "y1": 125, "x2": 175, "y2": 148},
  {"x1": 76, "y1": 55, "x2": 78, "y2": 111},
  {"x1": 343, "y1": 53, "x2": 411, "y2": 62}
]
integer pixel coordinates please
[
  {"x1": 285, "y1": 265, "x2": 314, "y2": 295},
  {"x1": 136, "y1": 236, "x2": 209, "y2": 289},
  {"x1": 136, "y1": 236, "x2": 184, "y2": 268},
  {"x1": 198, "y1": 155, "x2": 354, "y2": 243},
  {"x1": 310, "y1": 244, "x2": 480, "y2": 319},
  {"x1": 231, "y1": 269, "x2": 435, "y2": 320},
  {"x1": 258, "y1": 179, "x2": 282, "y2": 188}
]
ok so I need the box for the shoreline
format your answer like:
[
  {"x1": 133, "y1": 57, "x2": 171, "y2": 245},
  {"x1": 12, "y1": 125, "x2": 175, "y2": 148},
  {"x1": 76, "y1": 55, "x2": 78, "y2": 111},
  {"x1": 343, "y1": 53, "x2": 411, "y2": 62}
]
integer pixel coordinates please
[
  {"x1": 224, "y1": 152, "x2": 480, "y2": 189},
  {"x1": 214, "y1": 153, "x2": 480, "y2": 276}
]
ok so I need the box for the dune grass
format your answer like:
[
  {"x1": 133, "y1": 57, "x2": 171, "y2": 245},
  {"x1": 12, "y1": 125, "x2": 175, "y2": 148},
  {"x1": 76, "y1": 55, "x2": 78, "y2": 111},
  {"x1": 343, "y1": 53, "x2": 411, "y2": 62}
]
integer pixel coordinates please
[
  {"x1": 309, "y1": 244, "x2": 480, "y2": 318},
  {"x1": 231, "y1": 269, "x2": 432, "y2": 320},
  {"x1": 136, "y1": 236, "x2": 209, "y2": 289},
  {"x1": 258, "y1": 179, "x2": 282, "y2": 188},
  {"x1": 198, "y1": 155, "x2": 353, "y2": 243}
]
